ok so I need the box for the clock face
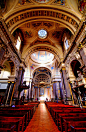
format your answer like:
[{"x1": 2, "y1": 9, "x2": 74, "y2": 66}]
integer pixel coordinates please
[{"x1": 38, "y1": 29, "x2": 47, "y2": 39}]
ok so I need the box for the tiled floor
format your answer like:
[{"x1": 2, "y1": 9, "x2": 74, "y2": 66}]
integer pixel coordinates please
[{"x1": 24, "y1": 102, "x2": 60, "y2": 132}]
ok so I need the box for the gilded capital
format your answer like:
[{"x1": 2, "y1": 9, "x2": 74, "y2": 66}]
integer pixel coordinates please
[{"x1": 78, "y1": 43, "x2": 83, "y2": 50}]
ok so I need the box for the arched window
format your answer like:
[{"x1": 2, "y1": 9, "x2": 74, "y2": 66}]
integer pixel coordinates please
[
  {"x1": 16, "y1": 36, "x2": 21, "y2": 50},
  {"x1": 64, "y1": 37, "x2": 69, "y2": 50}
]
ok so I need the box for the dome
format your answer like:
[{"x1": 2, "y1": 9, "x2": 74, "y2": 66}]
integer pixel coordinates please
[{"x1": 31, "y1": 51, "x2": 54, "y2": 64}]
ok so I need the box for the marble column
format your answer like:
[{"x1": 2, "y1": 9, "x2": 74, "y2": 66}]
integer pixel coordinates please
[
  {"x1": 37, "y1": 87, "x2": 39, "y2": 100},
  {"x1": 4, "y1": 82, "x2": 11, "y2": 104},
  {"x1": 5, "y1": 76, "x2": 16, "y2": 105},
  {"x1": 60, "y1": 65, "x2": 71, "y2": 101},
  {"x1": 29, "y1": 81, "x2": 32, "y2": 100},
  {"x1": 50, "y1": 86, "x2": 52, "y2": 99},
  {"x1": 14, "y1": 66, "x2": 25, "y2": 99},
  {"x1": 56, "y1": 81, "x2": 61, "y2": 100},
  {"x1": 59, "y1": 81, "x2": 63, "y2": 100}
]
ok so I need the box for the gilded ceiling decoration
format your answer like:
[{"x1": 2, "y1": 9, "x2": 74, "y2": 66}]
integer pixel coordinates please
[
  {"x1": 38, "y1": 29, "x2": 47, "y2": 39},
  {"x1": 18, "y1": 0, "x2": 31, "y2": 5},
  {"x1": 33, "y1": 67, "x2": 51, "y2": 78},
  {"x1": 6, "y1": 8, "x2": 79, "y2": 34},
  {"x1": 24, "y1": 31, "x2": 32, "y2": 38}
]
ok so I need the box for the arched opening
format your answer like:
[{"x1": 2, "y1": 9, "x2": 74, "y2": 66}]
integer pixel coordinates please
[
  {"x1": 71, "y1": 60, "x2": 82, "y2": 78},
  {"x1": 0, "y1": 59, "x2": 15, "y2": 104}
]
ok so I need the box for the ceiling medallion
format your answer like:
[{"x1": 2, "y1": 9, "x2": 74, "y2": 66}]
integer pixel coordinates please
[
  {"x1": 38, "y1": 29, "x2": 47, "y2": 39},
  {"x1": 35, "y1": 0, "x2": 49, "y2": 3}
]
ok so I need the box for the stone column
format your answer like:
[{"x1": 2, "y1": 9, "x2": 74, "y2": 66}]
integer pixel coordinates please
[
  {"x1": 56, "y1": 81, "x2": 61, "y2": 100},
  {"x1": 5, "y1": 76, "x2": 16, "y2": 105},
  {"x1": 50, "y1": 86, "x2": 52, "y2": 99},
  {"x1": 33, "y1": 86, "x2": 35, "y2": 100},
  {"x1": 60, "y1": 64, "x2": 71, "y2": 102},
  {"x1": 29, "y1": 81, "x2": 32, "y2": 100},
  {"x1": 52, "y1": 85, "x2": 54, "y2": 99},
  {"x1": 14, "y1": 66, "x2": 25, "y2": 99},
  {"x1": 4, "y1": 82, "x2": 11, "y2": 104},
  {"x1": 59, "y1": 81, "x2": 63, "y2": 100},
  {"x1": 53, "y1": 82, "x2": 55, "y2": 100},
  {"x1": 37, "y1": 87, "x2": 39, "y2": 101}
]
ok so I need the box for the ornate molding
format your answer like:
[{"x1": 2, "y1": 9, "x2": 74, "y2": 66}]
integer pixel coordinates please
[
  {"x1": 25, "y1": 45, "x2": 61, "y2": 65},
  {"x1": 0, "y1": 20, "x2": 21, "y2": 62},
  {"x1": 63, "y1": 20, "x2": 85, "y2": 63},
  {"x1": 5, "y1": 8, "x2": 80, "y2": 34}
]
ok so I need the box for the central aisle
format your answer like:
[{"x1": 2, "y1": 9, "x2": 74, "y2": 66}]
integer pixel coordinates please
[{"x1": 25, "y1": 102, "x2": 60, "y2": 132}]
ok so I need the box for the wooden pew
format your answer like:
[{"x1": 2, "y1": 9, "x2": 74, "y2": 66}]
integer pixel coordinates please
[
  {"x1": 58, "y1": 112, "x2": 86, "y2": 132},
  {"x1": 14, "y1": 104, "x2": 36, "y2": 114},
  {"x1": 0, "y1": 107, "x2": 33, "y2": 121},
  {"x1": 50, "y1": 107, "x2": 84, "y2": 120},
  {"x1": 51, "y1": 108, "x2": 85, "y2": 124},
  {"x1": 0, "y1": 110, "x2": 28, "y2": 128},
  {"x1": 64, "y1": 116, "x2": 86, "y2": 132},
  {"x1": 0, "y1": 124, "x2": 15, "y2": 132},
  {"x1": 70, "y1": 121, "x2": 86, "y2": 132},
  {"x1": 0, "y1": 117, "x2": 21, "y2": 132},
  {"x1": 70, "y1": 125, "x2": 86, "y2": 132}
]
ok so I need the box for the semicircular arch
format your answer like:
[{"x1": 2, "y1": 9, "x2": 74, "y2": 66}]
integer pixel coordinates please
[
  {"x1": 4, "y1": 6, "x2": 81, "y2": 34},
  {"x1": 23, "y1": 44, "x2": 63, "y2": 65}
]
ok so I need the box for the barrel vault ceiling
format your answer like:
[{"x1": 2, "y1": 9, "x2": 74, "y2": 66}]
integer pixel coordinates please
[{"x1": 0, "y1": 0, "x2": 82, "y2": 70}]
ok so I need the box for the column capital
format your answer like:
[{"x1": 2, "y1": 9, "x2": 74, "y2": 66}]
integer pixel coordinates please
[
  {"x1": 8, "y1": 75, "x2": 17, "y2": 82},
  {"x1": 59, "y1": 63, "x2": 66, "y2": 72},
  {"x1": 19, "y1": 63, "x2": 26, "y2": 71}
]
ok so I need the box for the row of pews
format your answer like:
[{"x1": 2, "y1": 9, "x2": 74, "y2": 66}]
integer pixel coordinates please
[
  {"x1": 0, "y1": 101, "x2": 40, "y2": 132},
  {"x1": 45, "y1": 102, "x2": 86, "y2": 132}
]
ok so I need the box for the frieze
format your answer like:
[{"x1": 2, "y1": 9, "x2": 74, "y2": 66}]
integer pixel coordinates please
[{"x1": 6, "y1": 9, "x2": 79, "y2": 33}]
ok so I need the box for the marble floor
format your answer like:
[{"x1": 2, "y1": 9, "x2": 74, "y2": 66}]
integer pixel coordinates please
[{"x1": 24, "y1": 102, "x2": 60, "y2": 132}]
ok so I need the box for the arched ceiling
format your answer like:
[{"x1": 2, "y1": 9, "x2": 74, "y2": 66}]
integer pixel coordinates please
[
  {"x1": 33, "y1": 67, "x2": 51, "y2": 85},
  {"x1": 0, "y1": 0, "x2": 83, "y2": 67}
]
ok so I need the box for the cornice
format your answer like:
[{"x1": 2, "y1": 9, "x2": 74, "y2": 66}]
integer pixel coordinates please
[{"x1": 3, "y1": 7, "x2": 80, "y2": 34}]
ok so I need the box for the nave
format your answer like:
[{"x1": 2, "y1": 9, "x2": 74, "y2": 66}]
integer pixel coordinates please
[{"x1": 25, "y1": 102, "x2": 60, "y2": 132}]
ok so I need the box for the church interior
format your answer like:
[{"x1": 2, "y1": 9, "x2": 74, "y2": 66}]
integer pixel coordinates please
[{"x1": 0, "y1": 0, "x2": 86, "y2": 131}]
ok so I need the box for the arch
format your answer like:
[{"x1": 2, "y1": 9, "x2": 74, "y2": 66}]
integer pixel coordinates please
[
  {"x1": 4, "y1": 6, "x2": 81, "y2": 34},
  {"x1": 23, "y1": 44, "x2": 63, "y2": 65},
  {"x1": 32, "y1": 67, "x2": 52, "y2": 86},
  {"x1": 2, "y1": 58, "x2": 16, "y2": 76},
  {"x1": 32, "y1": 66, "x2": 52, "y2": 78},
  {"x1": 0, "y1": 59, "x2": 15, "y2": 78},
  {"x1": 71, "y1": 60, "x2": 82, "y2": 78}
]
